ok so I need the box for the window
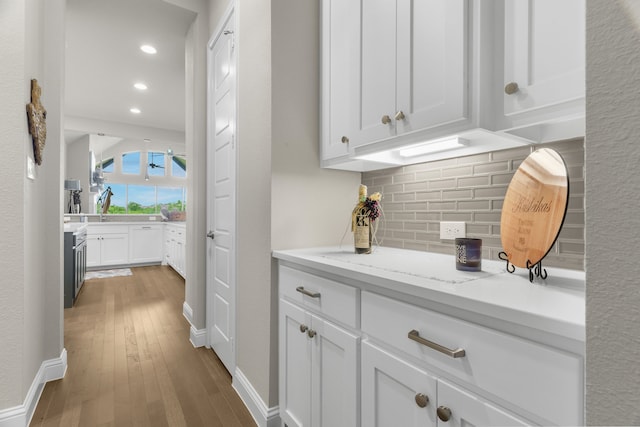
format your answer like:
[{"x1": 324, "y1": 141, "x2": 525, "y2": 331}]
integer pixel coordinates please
[
  {"x1": 171, "y1": 156, "x2": 186, "y2": 178},
  {"x1": 100, "y1": 182, "x2": 186, "y2": 214},
  {"x1": 99, "y1": 183, "x2": 126, "y2": 214},
  {"x1": 122, "y1": 152, "x2": 140, "y2": 174},
  {"x1": 157, "y1": 187, "x2": 186, "y2": 212},
  {"x1": 147, "y1": 151, "x2": 165, "y2": 177}
]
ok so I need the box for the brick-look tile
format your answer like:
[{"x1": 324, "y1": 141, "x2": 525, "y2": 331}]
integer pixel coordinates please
[{"x1": 362, "y1": 138, "x2": 585, "y2": 271}]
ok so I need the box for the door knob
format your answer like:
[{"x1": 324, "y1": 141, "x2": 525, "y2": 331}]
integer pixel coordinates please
[
  {"x1": 394, "y1": 110, "x2": 405, "y2": 121},
  {"x1": 437, "y1": 406, "x2": 452, "y2": 422},
  {"x1": 207, "y1": 231, "x2": 215, "y2": 239},
  {"x1": 504, "y1": 82, "x2": 519, "y2": 95},
  {"x1": 381, "y1": 115, "x2": 392, "y2": 125}
]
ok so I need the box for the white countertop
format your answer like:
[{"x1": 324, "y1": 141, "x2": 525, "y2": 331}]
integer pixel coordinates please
[{"x1": 273, "y1": 246, "x2": 585, "y2": 343}]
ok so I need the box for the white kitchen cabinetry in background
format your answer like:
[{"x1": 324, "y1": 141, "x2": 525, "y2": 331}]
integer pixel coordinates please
[
  {"x1": 274, "y1": 248, "x2": 585, "y2": 426},
  {"x1": 499, "y1": 0, "x2": 585, "y2": 142},
  {"x1": 86, "y1": 225, "x2": 129, "y2": 268},
  {"x1": 129, "y1": 224, "x2": 163, "y2": 264},
  {"x1": 279, "y1": 266, "x2": 359, "y2": 427},
  {"x1": 164, "y1": 223, "x2": 186, "y2": 278}
]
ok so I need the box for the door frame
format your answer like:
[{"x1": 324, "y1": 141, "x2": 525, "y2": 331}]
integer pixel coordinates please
[{"x1": 206, "y1": 1, "x2": 238, "y2": 375}]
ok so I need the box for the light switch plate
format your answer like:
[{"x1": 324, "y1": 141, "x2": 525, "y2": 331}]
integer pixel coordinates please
[{"x1": 440, "y1": 221, "x2": 466, "y2": 240}]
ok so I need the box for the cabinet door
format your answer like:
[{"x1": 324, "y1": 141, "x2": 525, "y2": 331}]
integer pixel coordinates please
[
  {"x1": 362, "y1": 341, "x2": 437, "y2": 427},
  {"x1": 311, "y1": 315, "x2": 358, "y2": 427},
  {"x1": 321, "y1": 0, "x2": 361, "y2": 160},
  {"x1": 86, "y1": 235, "x2": 101, "y2": 268},
  {"x1": 503, "y1": 0, "x2": 584, "y2": 116},
  {"x1": 280, "y1": 299, "x2": 312, "y2": 427},
  {"x1": 357, "y1": 0, "x2": 397, "y2": 145},
  {"x1": 129, "y1": 226, "x2": 163, "y2": 263},
  {"x1": 100, "y1": 233, "x2": 129, "y2": 266},
  {"x1": 436, "y1": 380, "x2": 528, "y2": 427},
  {"x1": 396, "y1": 0, "x2": 468, "y2": 134}
]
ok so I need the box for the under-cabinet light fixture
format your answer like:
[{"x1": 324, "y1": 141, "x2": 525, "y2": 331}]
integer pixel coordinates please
[{"x1": 399, "y1": 137, "x2": 468, "y2": 157}]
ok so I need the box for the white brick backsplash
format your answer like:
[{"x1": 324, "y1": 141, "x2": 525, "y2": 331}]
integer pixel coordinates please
[{"x1": 362, "y1": 138, "x2": 585, "y2": 270}]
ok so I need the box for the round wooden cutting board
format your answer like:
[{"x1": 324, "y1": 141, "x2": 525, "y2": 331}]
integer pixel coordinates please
[{"x1": 500, "y1": 148, "x2": 569, "y2": 268}]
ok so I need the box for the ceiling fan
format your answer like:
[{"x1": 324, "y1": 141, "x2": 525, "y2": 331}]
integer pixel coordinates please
[{"x1": 148, "y1": 152, "x2": 164, "y2": 169}]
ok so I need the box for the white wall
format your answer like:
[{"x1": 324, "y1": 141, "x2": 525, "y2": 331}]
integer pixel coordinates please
[
  {"x1": 586, "y1": 0, "x2": 640, "y2": 424},
  {"x1": 0, "y1": 0, "x2": 65, "y2": 411}
]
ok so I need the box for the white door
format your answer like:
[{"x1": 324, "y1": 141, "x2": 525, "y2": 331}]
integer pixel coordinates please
[
  {"x1": 206, "y1": 9, "x2": 236, "y2": 375},
  {"x1": 361, "y1": 341, "x2": 437, "y2": 427},
  {"x1": 436, "y1": 380, "x2": 528, "y2": 426}
]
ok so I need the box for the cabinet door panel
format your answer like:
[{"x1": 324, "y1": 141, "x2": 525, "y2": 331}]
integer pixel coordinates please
[
  {"x1": 280, "y1": 299, "x2": 312, "y2": 427},
  {"x1": 437, "y1": 380, "x2": 528, "y2": 427},
  {"x1": 100, "y1": 234, "x2": 129, "y2": 266},
  {"x1": 86, "y1": 235, "x2": 101, "y2": 268},
  {"x1": 312, "y1": 316, "x2": 358, "y2": 427},
  {"x1": 322, "y1": 0, "x2": 361, "y2": 159},
  {"x1": 358, "y1": 0, "x2": 397, "y2": 145},
  {"x1": 362, "y1": 341, "x2": 437, "y2": 427},
  {"x1": 504, "y1": 0, "x2": 584, "y2": 115},
  {"x1": 397, "y1": 0, "x2": 468, "y2": 133}
]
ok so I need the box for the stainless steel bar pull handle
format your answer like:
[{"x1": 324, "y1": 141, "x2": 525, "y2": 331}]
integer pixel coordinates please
[
  {"x1": 407, "y1": 329, "x2": 466, "y2": 358},
  {"x1": 296, "y1": 286, "x2": 320, "y2": 298}
]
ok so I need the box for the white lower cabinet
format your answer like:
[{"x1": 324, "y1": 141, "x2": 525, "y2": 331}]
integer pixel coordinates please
[
  {"x1": 277, "y1": 261, "x2": 584, "y2": 427},
  {"x1": 164, "y1": 224, "x2": 186, "y2": 277},
  {"x1": 87, "y1": 225, "x2": 129, "y2": 268},
  {"x1": 279, "y1": 296, "x2": 358, "y2": 427}
]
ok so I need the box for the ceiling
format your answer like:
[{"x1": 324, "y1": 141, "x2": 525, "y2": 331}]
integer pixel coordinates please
[{"x1": 65, "y1": 0, "x2": 195, "y2": 144}]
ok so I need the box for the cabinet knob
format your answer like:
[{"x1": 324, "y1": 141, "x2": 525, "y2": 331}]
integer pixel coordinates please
[
  {"x1": 437, "y1": 406, "x2": 452, "y2": 422},
  {"x1": 299, "y1": 324, "x2": 308, "y2": 333},
  {"x1": 307, "y1": 329, "x2": 317, "y2": 338},
  {"x1": 341, "y1": 136, "x2": 349, "y2": 144},
  {"x1": 504, "y1": 82, "x2": 519, "y2": 95},
  {"x1": 381, "y1": 115, "x2": 392, "y2": 125},
  {"x1": 394, "y1": 110, "x2": 405, "y2": 121},
  {"x1": 206, "y1": 231, "x2": 215, "y2": 239},
  {"x1": 414, "y1": 393, "x2": 429, "y2": 408}
]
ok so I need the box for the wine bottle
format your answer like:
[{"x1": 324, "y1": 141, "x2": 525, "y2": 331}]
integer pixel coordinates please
[{"x1": 353, "y1": 185, "x2": 372, "y2": 254}]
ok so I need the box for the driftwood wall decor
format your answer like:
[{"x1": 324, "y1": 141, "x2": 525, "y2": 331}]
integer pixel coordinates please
[{"x1": 26, "y1": 79, "x2": 47, "y2": 165}]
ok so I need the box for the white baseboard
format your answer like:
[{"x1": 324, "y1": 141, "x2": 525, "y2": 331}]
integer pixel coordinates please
[
  {"x1": 182, "y1": 301, "x2": 194, "y2": 325},
  {"x1": 0, "y1": 348, "x2": 67, "y2": 427},
  {"x1": 232, "y1": 367, "x2": 280, "y2": 427},
  {"x1": 189, "y1": 326, "x2": 207, "y2": 348}
]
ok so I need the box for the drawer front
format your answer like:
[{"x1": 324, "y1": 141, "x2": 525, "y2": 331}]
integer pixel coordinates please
[
  {"x1": 87, "y1": 225, "x2": 129, "y2": 235},
  {"x1": 279, "y1": 265, "x2": 358, "y2": 328},
  {"x1": 361, "y1": 291, "x2": 582, "y2": 426}
]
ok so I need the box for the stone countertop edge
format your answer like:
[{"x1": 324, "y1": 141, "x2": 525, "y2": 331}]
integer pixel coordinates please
[{"x1": 272, "y1": 246, "x2": 585, "y2": 343}]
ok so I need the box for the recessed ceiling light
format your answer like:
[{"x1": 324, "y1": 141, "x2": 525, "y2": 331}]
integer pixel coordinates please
[
  {"x1": 130, "y1": 107, "x2": 141, "y2": 114},
  {"x1": 143, "y1": 138, "x2": 151, "y2": 142},
  {"x1": 140, "y1": 44, "x2": 157, "y2": 54},
  {"x1": 134, "y1": 82, "x2": 148, "y2": 91}
]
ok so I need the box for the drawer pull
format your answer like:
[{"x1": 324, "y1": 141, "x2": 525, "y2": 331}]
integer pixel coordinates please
[
  {"x1": 296, "y1": 286, "x2": 320, "y2": 298},
  {"x1": 407, "y1": 330, "x2": 466, "y2": 358}
]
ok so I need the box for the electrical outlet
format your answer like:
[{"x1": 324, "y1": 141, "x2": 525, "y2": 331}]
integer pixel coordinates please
[{"x1": 440, "y1": 221, "x2": 466, "y2": 240}]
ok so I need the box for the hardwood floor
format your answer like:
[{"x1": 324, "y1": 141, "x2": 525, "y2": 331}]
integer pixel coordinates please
[{"x1": 31, "y1": 265, "x2": 255, "y2": 427}]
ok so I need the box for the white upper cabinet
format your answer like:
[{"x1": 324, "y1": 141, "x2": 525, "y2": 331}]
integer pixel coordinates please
[
  {"x1": 357, "y1": 0, "x2": 468, "y2": 146},
  {"x1": 499, "y1": 0, "x2": 585, "y2": 141},
  {"x1": 320, "y1": 0, "x2": 585, "y2": 171}
]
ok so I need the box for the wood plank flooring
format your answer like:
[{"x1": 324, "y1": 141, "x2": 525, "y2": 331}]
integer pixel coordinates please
[{"x1": 30, "y1": 265, "x2": 255, "y2": 427}]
